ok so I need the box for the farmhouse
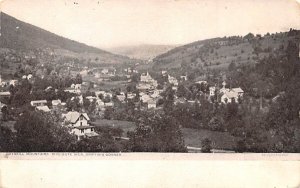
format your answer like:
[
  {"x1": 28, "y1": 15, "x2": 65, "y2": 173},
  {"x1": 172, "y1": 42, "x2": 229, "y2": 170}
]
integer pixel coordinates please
[{"x1": 62, "y1": 111, "x2": 98, "y2": 139}]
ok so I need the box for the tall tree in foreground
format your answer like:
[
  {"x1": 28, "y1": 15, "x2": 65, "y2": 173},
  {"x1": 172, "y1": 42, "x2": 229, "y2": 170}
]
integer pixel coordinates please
[
  {"x1": 129, "y1": 112, "x2": 187, "y2": 152},
  {"x1": 14, "y1": 111, "x2": 77, "y2": 152}
]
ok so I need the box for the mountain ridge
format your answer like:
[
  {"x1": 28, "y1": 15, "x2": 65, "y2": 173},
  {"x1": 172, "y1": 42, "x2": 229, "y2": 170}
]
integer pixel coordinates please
[{"x1": 0, "y1": 12, "x2": 132, "y2": 64}]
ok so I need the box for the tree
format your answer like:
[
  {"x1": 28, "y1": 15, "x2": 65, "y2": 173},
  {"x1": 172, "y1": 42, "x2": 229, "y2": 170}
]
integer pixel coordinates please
[
  {"x1": 76, "y1": 134, "x2": 119, "y2": 152},
  {"x1": 0, "y1": 126, "x2": 15, "y2": 151},
  {"x1": 1, "y1": 105, "x2": 9, "y2": 121},
  {"x1": 201, "y1": 138, "x2": 212, "y2": 153},
  {"x1": 104, "y1": 107, "x2": 114, "y2": 120},
  {"x1": 244, "y1": 33, "x2": 254, "y2": 40},
  {"x1": 75, "y1": 74, "x2": 83, "y2": 84},
  {"x1": 176, "y1": 84, "x2": 187, "y2": 98},
  {"x1": 129, "y1": 113, "x2": 187, "y2": 152},
  {"x1": 228, "y1": 62, "x2": 237, "y2": 72},
  {"x1": 14, "y1": 111, "x2": 77, "y2": 152},
  {"x1": 162, "y1": 86, "x2": 175, "y2": 114},
  {"x1": 208, "y1": 116, "x2": 224, "y2": 131}
]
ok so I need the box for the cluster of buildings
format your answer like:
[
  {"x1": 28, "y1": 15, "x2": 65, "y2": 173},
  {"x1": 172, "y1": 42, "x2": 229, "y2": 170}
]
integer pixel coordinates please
[
  {"x1": 209, "y1": 81, "x2": 244, "y2": 103},
  {"x1": 29, "y1": 97, "x2": 99, "y2": 140}
]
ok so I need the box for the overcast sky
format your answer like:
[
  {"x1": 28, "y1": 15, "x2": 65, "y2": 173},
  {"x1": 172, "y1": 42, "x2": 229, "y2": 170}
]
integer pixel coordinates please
[{"x1": 1, "y1": 0, "x2": 300, "y2": 48}]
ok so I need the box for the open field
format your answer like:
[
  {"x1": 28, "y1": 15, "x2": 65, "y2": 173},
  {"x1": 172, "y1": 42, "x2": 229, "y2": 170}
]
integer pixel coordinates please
[
  {"x1": 92, "y1": 119, "x2": 136, "y2": 137},
  {"x1": 181, "y1": 128, "x2": 239, "y2": 150}
]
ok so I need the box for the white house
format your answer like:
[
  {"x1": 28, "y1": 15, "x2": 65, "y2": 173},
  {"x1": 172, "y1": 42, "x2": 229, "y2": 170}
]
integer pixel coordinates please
[
  {"x1": 221, "y1": 91, "x2": 239, "y2": 103},
  {"x1": 62, "y1": 111, "x2": 98, "y2": 139},
  {"x1": 180, "y1": 75, "x2": 188, "y2": 81},
  {"x1": 140, "y1": 93, "x2": 152, "y2": 103},
  {"x1": 9, "y1": 80, "x2": 18, "y2": 86},
  {"x1": 30, "y1": 100, "x2": 47, "y2": 107},
  {"x1": 147, "y1": 99, "x2": 157, "y2": 109},
  {"x1": 209, "y1": 86, "x2": 216, "y2": 96},
  {"x1": 27, "y1": 74, "x2": 33, "y2": 80},
  {"x1": 0, "y1": 91, "x2": 10, "y2": 97},
  {"x1": 168, "y1": 75, "x2": 178, "y2": 86},
  {"x1": 52, "y1": 99, "x2": 62, "y2": 106},
  {"x1": 116, "y1": 94, "x2": 126, "y2": 102},
  {"x1": 36, "y1": 106, "x2": 51, "y2": 112},
  {"x1": 231, "y1": 87, "x2": 244, "y2": 97}
]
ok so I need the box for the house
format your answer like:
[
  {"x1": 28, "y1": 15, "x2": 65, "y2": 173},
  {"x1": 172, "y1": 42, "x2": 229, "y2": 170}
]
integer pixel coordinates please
[
  {"x1": 95, "y1": 91, "x2": 112, "y2": 99},
  {"x1": 62, "y1": 111, "x2": 98, "y2": 139},
  {"x1": 137, "y1": 82, "x2": 154, "y2": 91},
  {"x1": 0, "y1": 91, "x2": 10, "y2": 97},
  {"x1": 36, "y1": 106, "x2": 51, "y2": 112},
  {"x1": 174, "y1": 97, "x2": 186, "y2": 105},
  {"x1": 86, "y1": 96, "x2": 97, "y2": 102},
  {"x1": 9, "y1": 80, "x2": 18, "y2": 86},
  {"x1": 27, "y1": 74, "x2": 33, "y2": 80},
  {"x1": 140, "y1": 72, "x2": 155, "y2": 83},
  {"x1": 22, "y1": 74, "x2": 32, "y2": 80},
  {"x1": 150, "y1": 89, "x2": 163, "y2": 98},
  {"x1": 30, "y1": 100, "x2": 47, "y2": 107},
  {"x1": 221, "y1": 91, "x2": 239, "y2": 103},
  {"x1": 52, "y1": 99, "x2": 62, "y2": 106},
  {"x1": 172, "y1": 86, "x2": 178, "y2": 91},
  {"x1": 127, "y1": 92, "x2": 136, "y2": 99},
  {"x1": 195, "y1": 81, "x2": 207, "y2": 85},
  {"x1": 116, "y1": 94, "x2": 126, "y2": 102},
  {"x1": 70, "y1": 83, "x2": 81, "y2": 90},
  {"x1": 168, "y1": 75, "x2": 178, "y2": 86},
  {"x1": 140, "y1": 93, "x2": 152, "y2": 103},
  {"x1": 231, "y1": 87, "x2": 244, "y2": 97},
  {"x1": 65, "y1": 84, "x2": 81, "y2": 94},
  {"x1": 147, "y1": 99, "x2": 157, "y2": 109},
  {"x1": 104, "y1": 102, "x2": 114, "y2": 107},
  {"x1": 209, "y1": 86, "x2": 216, "y2": 96},
  {"x1": 180, "y1": 75, "x2": 188, "y2": 81}
]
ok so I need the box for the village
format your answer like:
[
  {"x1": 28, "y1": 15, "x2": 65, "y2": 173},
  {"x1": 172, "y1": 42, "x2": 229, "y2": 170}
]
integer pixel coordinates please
[
  {"x1": 0, "y1": 59, "x2": 245, "y2": 149},
  {"x1": 0, "y1": 9, "x2": 299, "y2": 153}
]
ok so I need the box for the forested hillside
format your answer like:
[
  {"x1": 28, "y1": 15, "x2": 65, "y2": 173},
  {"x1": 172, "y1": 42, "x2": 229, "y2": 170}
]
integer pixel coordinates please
[{"x1": 153, "y1": 30, "x2": 300, "y2": 72}]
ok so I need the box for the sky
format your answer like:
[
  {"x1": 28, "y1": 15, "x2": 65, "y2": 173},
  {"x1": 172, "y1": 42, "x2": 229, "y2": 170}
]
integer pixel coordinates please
[{"x1": 1, "y1": 0, "x2": 300, "y2": 49}]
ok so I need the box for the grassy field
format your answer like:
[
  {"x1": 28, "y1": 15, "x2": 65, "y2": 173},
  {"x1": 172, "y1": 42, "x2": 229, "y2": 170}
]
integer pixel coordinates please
[
  {"x1": 92, "y1": 119, "x2": 136, "y2": 137},
  {"x1": 181, "y1": 128, "x2": 239, "y2": 150}
]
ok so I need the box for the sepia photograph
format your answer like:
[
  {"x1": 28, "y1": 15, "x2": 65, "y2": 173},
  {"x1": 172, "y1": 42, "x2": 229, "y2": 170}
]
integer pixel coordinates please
[{"x1": 0, "y1": 0, "x2": 299, "y2": 154}]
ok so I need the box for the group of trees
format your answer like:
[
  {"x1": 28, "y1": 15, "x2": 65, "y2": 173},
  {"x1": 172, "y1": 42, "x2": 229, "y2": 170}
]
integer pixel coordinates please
[
  {"x1": 0, "y1": 110, "x2": 122, "y2": 152},
  {"x1": 128, "y1": 112, "x2": 186, "y2": 152}
]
